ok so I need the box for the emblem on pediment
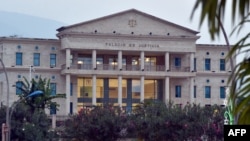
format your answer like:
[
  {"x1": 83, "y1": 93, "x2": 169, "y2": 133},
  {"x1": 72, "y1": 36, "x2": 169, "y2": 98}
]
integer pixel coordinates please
[{"x1": 128, "y1": 19, "x2": 137, "y2": 27}]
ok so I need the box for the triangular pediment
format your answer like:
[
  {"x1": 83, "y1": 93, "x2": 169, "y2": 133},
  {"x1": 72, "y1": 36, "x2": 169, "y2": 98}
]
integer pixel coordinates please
[{"x1": 57, "y1": 9, "x2": 198, "y2": 37}]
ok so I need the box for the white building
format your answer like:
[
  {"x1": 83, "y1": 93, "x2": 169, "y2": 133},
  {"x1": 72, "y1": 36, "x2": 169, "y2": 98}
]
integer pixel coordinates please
[{"x1": 0, "y1": 9, "x2": 234, "y2": 116}]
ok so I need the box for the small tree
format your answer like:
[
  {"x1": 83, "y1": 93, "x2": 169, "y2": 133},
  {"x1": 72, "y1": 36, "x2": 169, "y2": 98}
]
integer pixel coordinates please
[
  {"x1": 63, "y1": 105, "x2": 125, "y2": 141},
  {"x1": 11, "y1": 103, "x2": 52, "y2": 141},
  {"x1": 62, "y1": 102, "x2": 225, "y2": 141},
  {"x1": 131, "y1": 100, "x2": 169, "y2": 141},
  {"x1": 10, "y1": 76, "x2": 66, "y2": 141}
]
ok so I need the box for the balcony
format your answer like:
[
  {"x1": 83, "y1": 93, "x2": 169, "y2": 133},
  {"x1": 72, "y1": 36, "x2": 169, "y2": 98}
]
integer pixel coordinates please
[{"x1": 62, "y1": 64, "x2": 191, "y2": 72}]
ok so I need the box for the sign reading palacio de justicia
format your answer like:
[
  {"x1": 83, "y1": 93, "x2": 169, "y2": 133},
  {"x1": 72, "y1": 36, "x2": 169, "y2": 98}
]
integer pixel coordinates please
[{"x1": 105, "y1": 42, "x2": 160, "y2": 48}]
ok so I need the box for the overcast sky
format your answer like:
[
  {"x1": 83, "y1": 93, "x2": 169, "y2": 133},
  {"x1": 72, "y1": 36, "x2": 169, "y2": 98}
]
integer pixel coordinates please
[{"x1": 0, "y1": 0, "x2": 247, "y2": 44}]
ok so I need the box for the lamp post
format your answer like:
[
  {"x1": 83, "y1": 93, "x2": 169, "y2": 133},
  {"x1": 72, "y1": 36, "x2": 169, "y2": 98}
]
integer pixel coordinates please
[
  {"x1": 0, "y1": 59, "x2": 10, "y2": 141},
  {"x1": 29, "y1": 65, "x2": 35, "y2": 89},
  {"x1": 224, "y1": 86, "x2": 234, "y2": 125},
  {"x1": 8, "y1": 90, "x2": 43, "y2": 141}
]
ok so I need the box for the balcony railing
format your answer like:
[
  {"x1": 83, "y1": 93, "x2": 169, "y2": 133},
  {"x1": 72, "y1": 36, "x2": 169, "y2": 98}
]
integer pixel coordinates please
[
  {"x1": 62, "y1": 64, "x2": 191, "y2": 72},
  {"x1": 170, "y1": 66, "x2": 190, "y2": 72}
]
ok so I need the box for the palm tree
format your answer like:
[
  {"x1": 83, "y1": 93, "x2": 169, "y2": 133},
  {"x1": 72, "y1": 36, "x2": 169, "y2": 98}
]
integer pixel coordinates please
[
  {"x1": 191, "y1": 0, "x2": 250, "y2": 124},
  {"x1": 16, "y1": 76, "x2": 66, "y2": 113},
  {"x1": 9, "y1": 76, "x2": 66, "y2": 140}
]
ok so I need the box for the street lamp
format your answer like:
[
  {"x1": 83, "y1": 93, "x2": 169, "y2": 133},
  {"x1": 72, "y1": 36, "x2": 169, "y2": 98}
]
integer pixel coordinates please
[
  {"x1": 8, "y1": 90, "x2": 43, "y2": 141},
  {"x1": 0, "y1": 59, "x2": 10, "y2": 141},
  {"x1": 0, "y1": 58, "x2": 40, "y2": 141}
]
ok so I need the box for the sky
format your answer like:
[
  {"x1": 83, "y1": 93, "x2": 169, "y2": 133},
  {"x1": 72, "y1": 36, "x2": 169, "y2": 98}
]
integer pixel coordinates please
[{"x1": 0, "y1": 0, "x2": 247, "y2": 45}]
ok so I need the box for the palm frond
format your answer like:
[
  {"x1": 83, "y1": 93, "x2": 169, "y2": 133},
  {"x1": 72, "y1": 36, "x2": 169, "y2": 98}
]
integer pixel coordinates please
[{"x1": 15, "y1": 76, "x2": 66, "y2": 113}]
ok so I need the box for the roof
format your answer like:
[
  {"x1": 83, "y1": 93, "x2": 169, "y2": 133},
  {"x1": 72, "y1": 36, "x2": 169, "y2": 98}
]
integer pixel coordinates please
[{"x1": 57, "y1": 9, "x2": 199, "y2": 35}]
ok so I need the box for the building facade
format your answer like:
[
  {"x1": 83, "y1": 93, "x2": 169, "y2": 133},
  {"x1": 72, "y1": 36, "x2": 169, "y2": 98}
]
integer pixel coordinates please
[{"x1": 0, "y1": 9, "x2": 233, "y2": 116}]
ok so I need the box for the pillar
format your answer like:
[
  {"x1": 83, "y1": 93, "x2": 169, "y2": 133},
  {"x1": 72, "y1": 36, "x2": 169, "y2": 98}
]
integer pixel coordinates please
[
  {"x1": 190, "y1": 77, "x2": 194, "y2": 104},
  {"x1": 165, "y1": 77, "x2": 170, "y2": 104},
  {"x1": 118, "y1": 75, "x2": 122, "y2": 107},
  {"x1": 165, "y1": 52, "x2": 169, "y2": 71},
  {"x1": 92, "y1": 50, "x2": 96, "y2": 69},
  {"x1": 52, "y1": 114, "x2": 56, "y2": 129},
  {"x1": 140, "y1": 51, "x2": 144, "y2": 70},
  {"x1": 190, "y1": 52, "x2": 194, "y2": 72},
  {"x1": 92, "y1": 75, "x2": 97, "y2": 105},
  {"x1": 140, "y1": 76, "x2": 144, "y2": 102},
  {"x1": 66, "y1": 74, "x2": 71, "y2": 114},
  {"x1": 2, "y1": 123, "x2": 6, "y2": 141},
  {"x1": 66, "y1": 49, "x2": 71, "y2": 68},
  {"x1": 118, "y1": 50, "x2": 122, "y2": 70}
]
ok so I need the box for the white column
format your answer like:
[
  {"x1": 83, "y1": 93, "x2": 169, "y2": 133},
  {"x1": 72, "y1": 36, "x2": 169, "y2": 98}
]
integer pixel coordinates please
[
  {"x1": 140, "y1": 76, "x2": 145, "y2": 102},
  {"x1": 52, "y1": 114, "x2": 56, "y2": 129},
  {"x1": 92, "y1": 75, "x2": 97, "y2": 105},
  {"x1": 66, "y1": 49, "x2": 71, "y2": 68},
  {"x1": 92, "y1": 50, "x2": 97, "y2": 69},
  {"x1": 165, "y1": 77, "x2": 170, "y2": 104},
  {"x1": 66, "y1": 74, "x2": 71, "y2": 114},
  {"x1": 190, "y1": 77, "x2": 194, "y2": 104},
  {"x1": 2, "y1": 123, "x2": 6, "y2": 141},
  {"x1": 140, "y1": 51, "x2": 144, "y2": 70},
  {"x1": 118, "y1": 50, "x2": 122, "y2": 70},
  {"x1": 190, "y1": 52, "x2": 194, "y2": 72},
  {"x1": 165, "y1": 52, "x2": 169, "y2": 71},
  {"x1": 118, "y1": 75, "x2": 122, "y2": 107}
]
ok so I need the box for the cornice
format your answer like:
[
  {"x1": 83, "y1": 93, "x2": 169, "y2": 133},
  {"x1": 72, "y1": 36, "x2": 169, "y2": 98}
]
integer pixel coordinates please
[
  {"x1": 0, "y1": 37, "x2": 59, "y2": 44},
  {"x1": 57, "y1": 31, "x2": 199, "y2": 42}
]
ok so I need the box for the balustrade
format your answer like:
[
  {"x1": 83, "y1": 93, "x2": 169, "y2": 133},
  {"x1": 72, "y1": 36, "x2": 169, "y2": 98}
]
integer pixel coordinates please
[{"x1": 62, "y1": 64, "x2": 191, "y2": 72}]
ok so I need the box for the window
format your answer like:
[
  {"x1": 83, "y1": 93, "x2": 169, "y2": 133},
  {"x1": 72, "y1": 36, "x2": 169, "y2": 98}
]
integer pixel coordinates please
[
  {"x1": 33, "y1": 53, "x2": 40, "y2": 66},
  {"x1": 70, "y1": 102, "x2": 73, "y2": 115},
  {"x1": 51, "y1": 47, "x2": 56, "y2": 50},
  {"x1": 70, "y1": 83, "x2": 73, "y2": 96},
  {"x1": 144, "y1": 57, "x2": 156, "y2": 71},
  {"x1": 194, "y1": 86, "x2": 196, "y2": 98},
  {"x1": 35, "y1": 46, "x2": 39, "y2": 50},
  {"x1": 78, "y1": 56, "x2": 92, "y2": 69},
  {"x1": 51, "y1": 75, "x2": 56, "y2": 80},
  {"x1": 50, "y1": 103, "x2": 56, "y2": 115},
  {"x1": 220, "y1": 59, "x2": 225, "y2": 71},
  {"x1": 50, "y1": 54, "x2": 56, "y2": 67},
  {"x1": 174, "y1": 57, "x2": 181, "y2": 67},
  {"x1": 16, "y1": 81, "x2": 23, "y2": 95},
  {"x1": 205, "y1": 86, "x2": 211, "y2": 98},
  {"x1": 16, "y1": 52, "x2": 23, "y2": 65},
  {"x1": 96, "y1": 57, "x2": 103, "y2": 65},
  {"x1": 175, "y1": 85, "x2": 181, "y2": 98},
  {"x1": 109, "y1": 57, "x2": 118, "y2": 70},
  {"x1": 220, "y1": 87, "x2": 226, "y2": 99},
  {"x1": 50, "y1": 83, "x2": 56, "y2": 96},
  {"x1": 205, "y1": 58, "x2": 211, "y2": 71},
  {"x1": 132, "y1": 80, "x2": 141, "y2": 98},
  {"x1": 70, "y1": 54, "x2": 73, "y2": 65},
  {"x1": 17, "y1": 45, "x2": 21, "y2": 50},
  {"x1": 132, "y1": 57, "x2": 140, "y2": 70},
  {"x1": 194, "y1": 58, "x2": 196, "y2": 71}
]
